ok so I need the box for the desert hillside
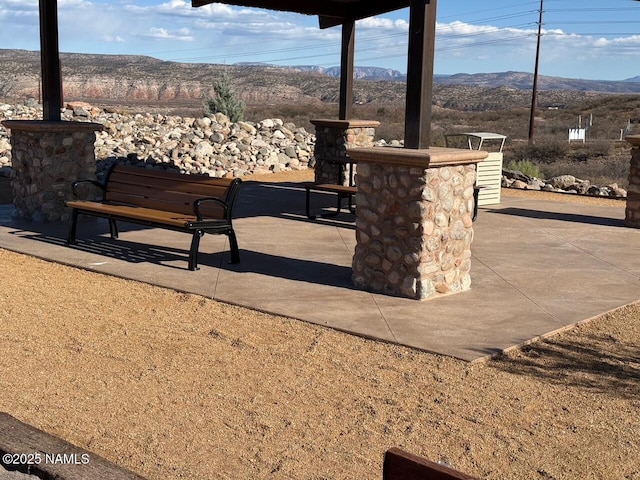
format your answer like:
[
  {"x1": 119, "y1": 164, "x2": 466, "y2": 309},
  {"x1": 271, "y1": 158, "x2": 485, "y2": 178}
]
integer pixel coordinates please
[{"x1": 0, "y1": 49, "x2": 628, "y2": 111}]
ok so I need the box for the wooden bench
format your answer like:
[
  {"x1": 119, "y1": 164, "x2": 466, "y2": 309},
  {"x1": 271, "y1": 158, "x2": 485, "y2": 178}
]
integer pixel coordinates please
[
  {"x1": 65, "y1": 164, "x2": 242, "y2": 271},
  {"x1": 383, "y1": 448, "x2": 478, "y2": 480},
  {"x1": 0, "y1": 412, "x2": 146, "y2": 480},
  {"x1": 304, "y1": 182, "x2": 357, "y2": 219}
]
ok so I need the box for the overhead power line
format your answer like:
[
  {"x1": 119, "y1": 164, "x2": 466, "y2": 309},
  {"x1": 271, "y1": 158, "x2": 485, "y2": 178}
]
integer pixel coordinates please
[{"x1": 145, "y1": 2, "x2": 640, "y2": 67}]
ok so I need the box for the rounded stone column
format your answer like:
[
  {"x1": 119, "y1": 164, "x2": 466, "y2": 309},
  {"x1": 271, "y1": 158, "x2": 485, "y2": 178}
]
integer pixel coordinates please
[
  {"x1": 625, "y1": 135, "x2": 640, "y2": 228},
  {"x1": 1, "y1": 120, "x2": 103, "y2": 222},
  {"x1": 348, "y1": 146, "x2": 487, "y2": 300},
  {"x1": 310, "y1": 119, "x2": 380, "y2": 185}
]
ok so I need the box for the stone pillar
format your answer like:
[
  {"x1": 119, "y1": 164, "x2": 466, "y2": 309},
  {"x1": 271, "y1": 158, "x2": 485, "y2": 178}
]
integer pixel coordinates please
[
  {"x1": 625, "y1": 136, "x2": 640, "y2": 228},
  {"x1": 348, "y1": 147, "x2": 487, "y2": 300},
  {"x1": 1, "y1": 120, "x2": 103, "y2": 222},
  {"x1": 310, "y1": 119, "x2": 380, "y2": 185}
]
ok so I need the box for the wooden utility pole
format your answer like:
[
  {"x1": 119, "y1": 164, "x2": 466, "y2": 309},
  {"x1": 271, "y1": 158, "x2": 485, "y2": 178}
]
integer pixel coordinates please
[{"x1": 528, "y1": 0, "x2": 543, "y2": 144}]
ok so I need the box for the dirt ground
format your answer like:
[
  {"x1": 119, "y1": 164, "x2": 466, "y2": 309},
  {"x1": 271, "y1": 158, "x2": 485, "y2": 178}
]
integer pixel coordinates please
[{"x1": 0, "y1": 170, "x2": 639, "y2": 479}]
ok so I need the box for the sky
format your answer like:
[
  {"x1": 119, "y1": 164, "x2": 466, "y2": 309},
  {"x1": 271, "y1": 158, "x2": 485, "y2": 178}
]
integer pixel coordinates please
[{"x1": 2, "y1": 0, "x2": 640, "y2": 81}]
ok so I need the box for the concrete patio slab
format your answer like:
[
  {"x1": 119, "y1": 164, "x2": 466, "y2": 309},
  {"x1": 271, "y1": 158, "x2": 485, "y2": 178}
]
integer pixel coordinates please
[{"x1": 0, "y1": 182, "x2": 638, "y2": 362}]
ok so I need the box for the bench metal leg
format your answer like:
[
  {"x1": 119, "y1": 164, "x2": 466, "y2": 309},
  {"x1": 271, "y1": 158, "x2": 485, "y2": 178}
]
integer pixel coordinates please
[
  {"x1": 305, "y1": 185, "x2": 316, "y2": 220},
  {"x1": 322, "y1": 193, "x2": 344, "y2": 218},
  {"x1": 472, "y1": 186, "x2": 480, "y2": 221},
  {"x1": 306, "y1": 188, "x2": 354, "y2": 220},
  {"x1": 188, "y1": 230, "x2": 203, "y2": 271},
  {"x1": 323, "y1": 193, "x2": 355, "y2": 218},
  {"x1": 67, "y1": 209, "x2": 79, "y2": 245},
  {"x1": 228, "y1": 229, "x2": 240, "y2": 264},
  {"x1": 109, "y1": 219, "x2": 119, "y2": 239}
]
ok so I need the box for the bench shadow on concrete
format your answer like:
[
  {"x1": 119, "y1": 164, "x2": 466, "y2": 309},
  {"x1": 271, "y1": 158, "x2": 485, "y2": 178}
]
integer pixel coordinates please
[
  {"x1": 9, "y1": 229, "x2": 355, "y2": 290},
  {"x1": 14, "y1": 231, "x2": 198, "y2": 271},
  {"x1": 492, "y1": 207, "x2": 627, "y2": 227}
]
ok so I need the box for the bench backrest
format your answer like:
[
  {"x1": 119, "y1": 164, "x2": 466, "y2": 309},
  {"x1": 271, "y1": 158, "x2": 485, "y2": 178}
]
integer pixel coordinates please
[
  {"x1": 103, "y1": 165, "x2": 242, "y2": 220},
  {"x1": 383, "y1": 448, "x2": 478, "y2": 480}
]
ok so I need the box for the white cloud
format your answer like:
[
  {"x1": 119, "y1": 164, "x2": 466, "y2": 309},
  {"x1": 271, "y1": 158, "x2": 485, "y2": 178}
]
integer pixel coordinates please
[
  {"x1": 58, "y1": 0, "x2": 92, "y2": 7},
  {"x1": 103, "y1": 34, "x2": 125, "y2": 43},
  {"x1": 0, "y1": 0, "x2": 38, "y2": 18},
  {"x1": 2, "y1": 1, "x2": 640, "y2": 79},
  {"x1": 358, "y1": 16, "x2": 408, "y2": 31},
  {"x1": 142, "y1": 26, "x2": 193, "y2": 41}
]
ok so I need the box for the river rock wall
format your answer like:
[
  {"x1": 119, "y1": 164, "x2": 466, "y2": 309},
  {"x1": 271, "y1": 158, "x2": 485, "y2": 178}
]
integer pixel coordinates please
[{"x1": 0, "y1": 102, "x2": 315, "y2": 179}]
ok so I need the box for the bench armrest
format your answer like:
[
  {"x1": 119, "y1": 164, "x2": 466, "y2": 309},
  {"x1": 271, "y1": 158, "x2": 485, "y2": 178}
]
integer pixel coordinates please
[
  {"x1": 71, "y1": 179, "x2": 106, "y2": 200},
  {"x1": 193, "y1": 197, "x2": 228, "y2": 221}
]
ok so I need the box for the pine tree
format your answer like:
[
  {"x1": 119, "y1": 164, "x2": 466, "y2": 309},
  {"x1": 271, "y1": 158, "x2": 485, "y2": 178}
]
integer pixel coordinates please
[{"x1": 207, "y1": 73, "x2": 244, "y2": 122}]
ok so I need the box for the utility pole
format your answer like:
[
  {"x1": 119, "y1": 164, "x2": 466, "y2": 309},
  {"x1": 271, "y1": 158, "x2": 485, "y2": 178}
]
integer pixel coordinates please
[{"x1": 528, "y1": 0, "x2": 543, "y2": 144}]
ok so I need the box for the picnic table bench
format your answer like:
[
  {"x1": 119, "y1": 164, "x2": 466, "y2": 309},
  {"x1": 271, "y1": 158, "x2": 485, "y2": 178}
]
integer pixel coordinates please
[
  {"x1": 305, "y1": 184, "x2": 484, "y2": 221},
  {"x1": 304, "y1": 156, "x2": 357, "y2": 219},
  {"x1": 65, "y1": 164, "x2": 242, "y2": 271},
  {"x1": 304, "y1": 182, "x2": 357, "y2": 219}
]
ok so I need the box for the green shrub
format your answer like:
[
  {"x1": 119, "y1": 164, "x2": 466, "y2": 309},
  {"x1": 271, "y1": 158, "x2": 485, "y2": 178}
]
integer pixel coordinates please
[
  {"x1": 513, "y1": 141, "x2": 569, "y2": 163},
  {"x1": 507, "y1": 159, "x2": 542, "y2": 179},
  {"x1": 206, "y1": 73, "x2": 245, "y2": 122}
]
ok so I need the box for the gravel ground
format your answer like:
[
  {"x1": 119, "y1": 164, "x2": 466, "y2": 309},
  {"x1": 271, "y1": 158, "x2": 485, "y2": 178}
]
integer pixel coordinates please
[{"x1": 0, "y1": 171, "x2": 639, "y2": 479}]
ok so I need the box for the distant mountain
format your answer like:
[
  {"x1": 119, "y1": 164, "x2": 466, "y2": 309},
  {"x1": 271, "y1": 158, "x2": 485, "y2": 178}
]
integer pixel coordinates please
[
  {"x1": 3, "y1": 49, "x2": 640, "y2": 111},
  {"x1": 298, "y1": 66, "x2": 405, "y2": 81},
  {"x1": 434, "y1": 71, "x2": 640, "y2": 94},
  {"x1": 235, "y1": 63, "x2": 406, "y2": 81},
  {"x1": 238, "y1": 62, "x2": 640, "y2": 93}
]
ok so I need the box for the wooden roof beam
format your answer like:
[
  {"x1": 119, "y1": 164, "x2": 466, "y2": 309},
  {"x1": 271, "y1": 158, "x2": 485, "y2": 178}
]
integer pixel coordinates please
[
  {"x1": 39, "y1": 0, "x2": 62, "y2": 122},
  {"x1": 191, "y1": 0, "x2": 411, "y2": 29},
  {"x1": 319, "y1": 0, "x2": 411, "y2": 29},
  {"x1": 338, "y1": 20, "x2": 355, "y2": 120},
  {"x1": 192, "y1": 0, "x2": 350, "y2": 17},
  {"x1": 404, "y1": 0, "x2": 437, "y2": 149}
]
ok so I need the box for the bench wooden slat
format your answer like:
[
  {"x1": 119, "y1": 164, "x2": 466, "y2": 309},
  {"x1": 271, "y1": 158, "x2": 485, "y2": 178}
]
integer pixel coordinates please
[
  {"x1": 65, "y1": 200, "x2": 202, "y2": 228},
  {"x1": 107, "y1": 182, "x2": 231, "y2": 203},
  {"x1": 104, "y1": 189, "x2": 225, "y2": 218},
  {"x1": 107, "y1": 170, "x2": 233, "y2": 198},
  {"x1": 107, "y1": 167, "x2": 234, "y2": 187},
  {"x1": 307, "y1": 183, "x2": 357, "y2": 195}
]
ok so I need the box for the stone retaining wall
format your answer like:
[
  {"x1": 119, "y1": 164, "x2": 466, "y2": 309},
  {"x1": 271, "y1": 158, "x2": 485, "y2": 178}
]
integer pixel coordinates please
[{"x1": 0, "y1": 103, "x2": 315, "y2": 180}]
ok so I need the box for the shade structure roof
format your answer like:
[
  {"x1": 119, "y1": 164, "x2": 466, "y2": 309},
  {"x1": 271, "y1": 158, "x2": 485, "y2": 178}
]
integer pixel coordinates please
[{"x1": 191, "y1": 0, "x2": 411, "y2": 28}]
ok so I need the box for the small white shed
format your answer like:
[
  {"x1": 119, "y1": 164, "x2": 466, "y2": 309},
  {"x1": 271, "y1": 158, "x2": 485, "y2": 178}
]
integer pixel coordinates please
[{"x1": 445, "y1": 132, "x2": 506, "y2": 206}]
